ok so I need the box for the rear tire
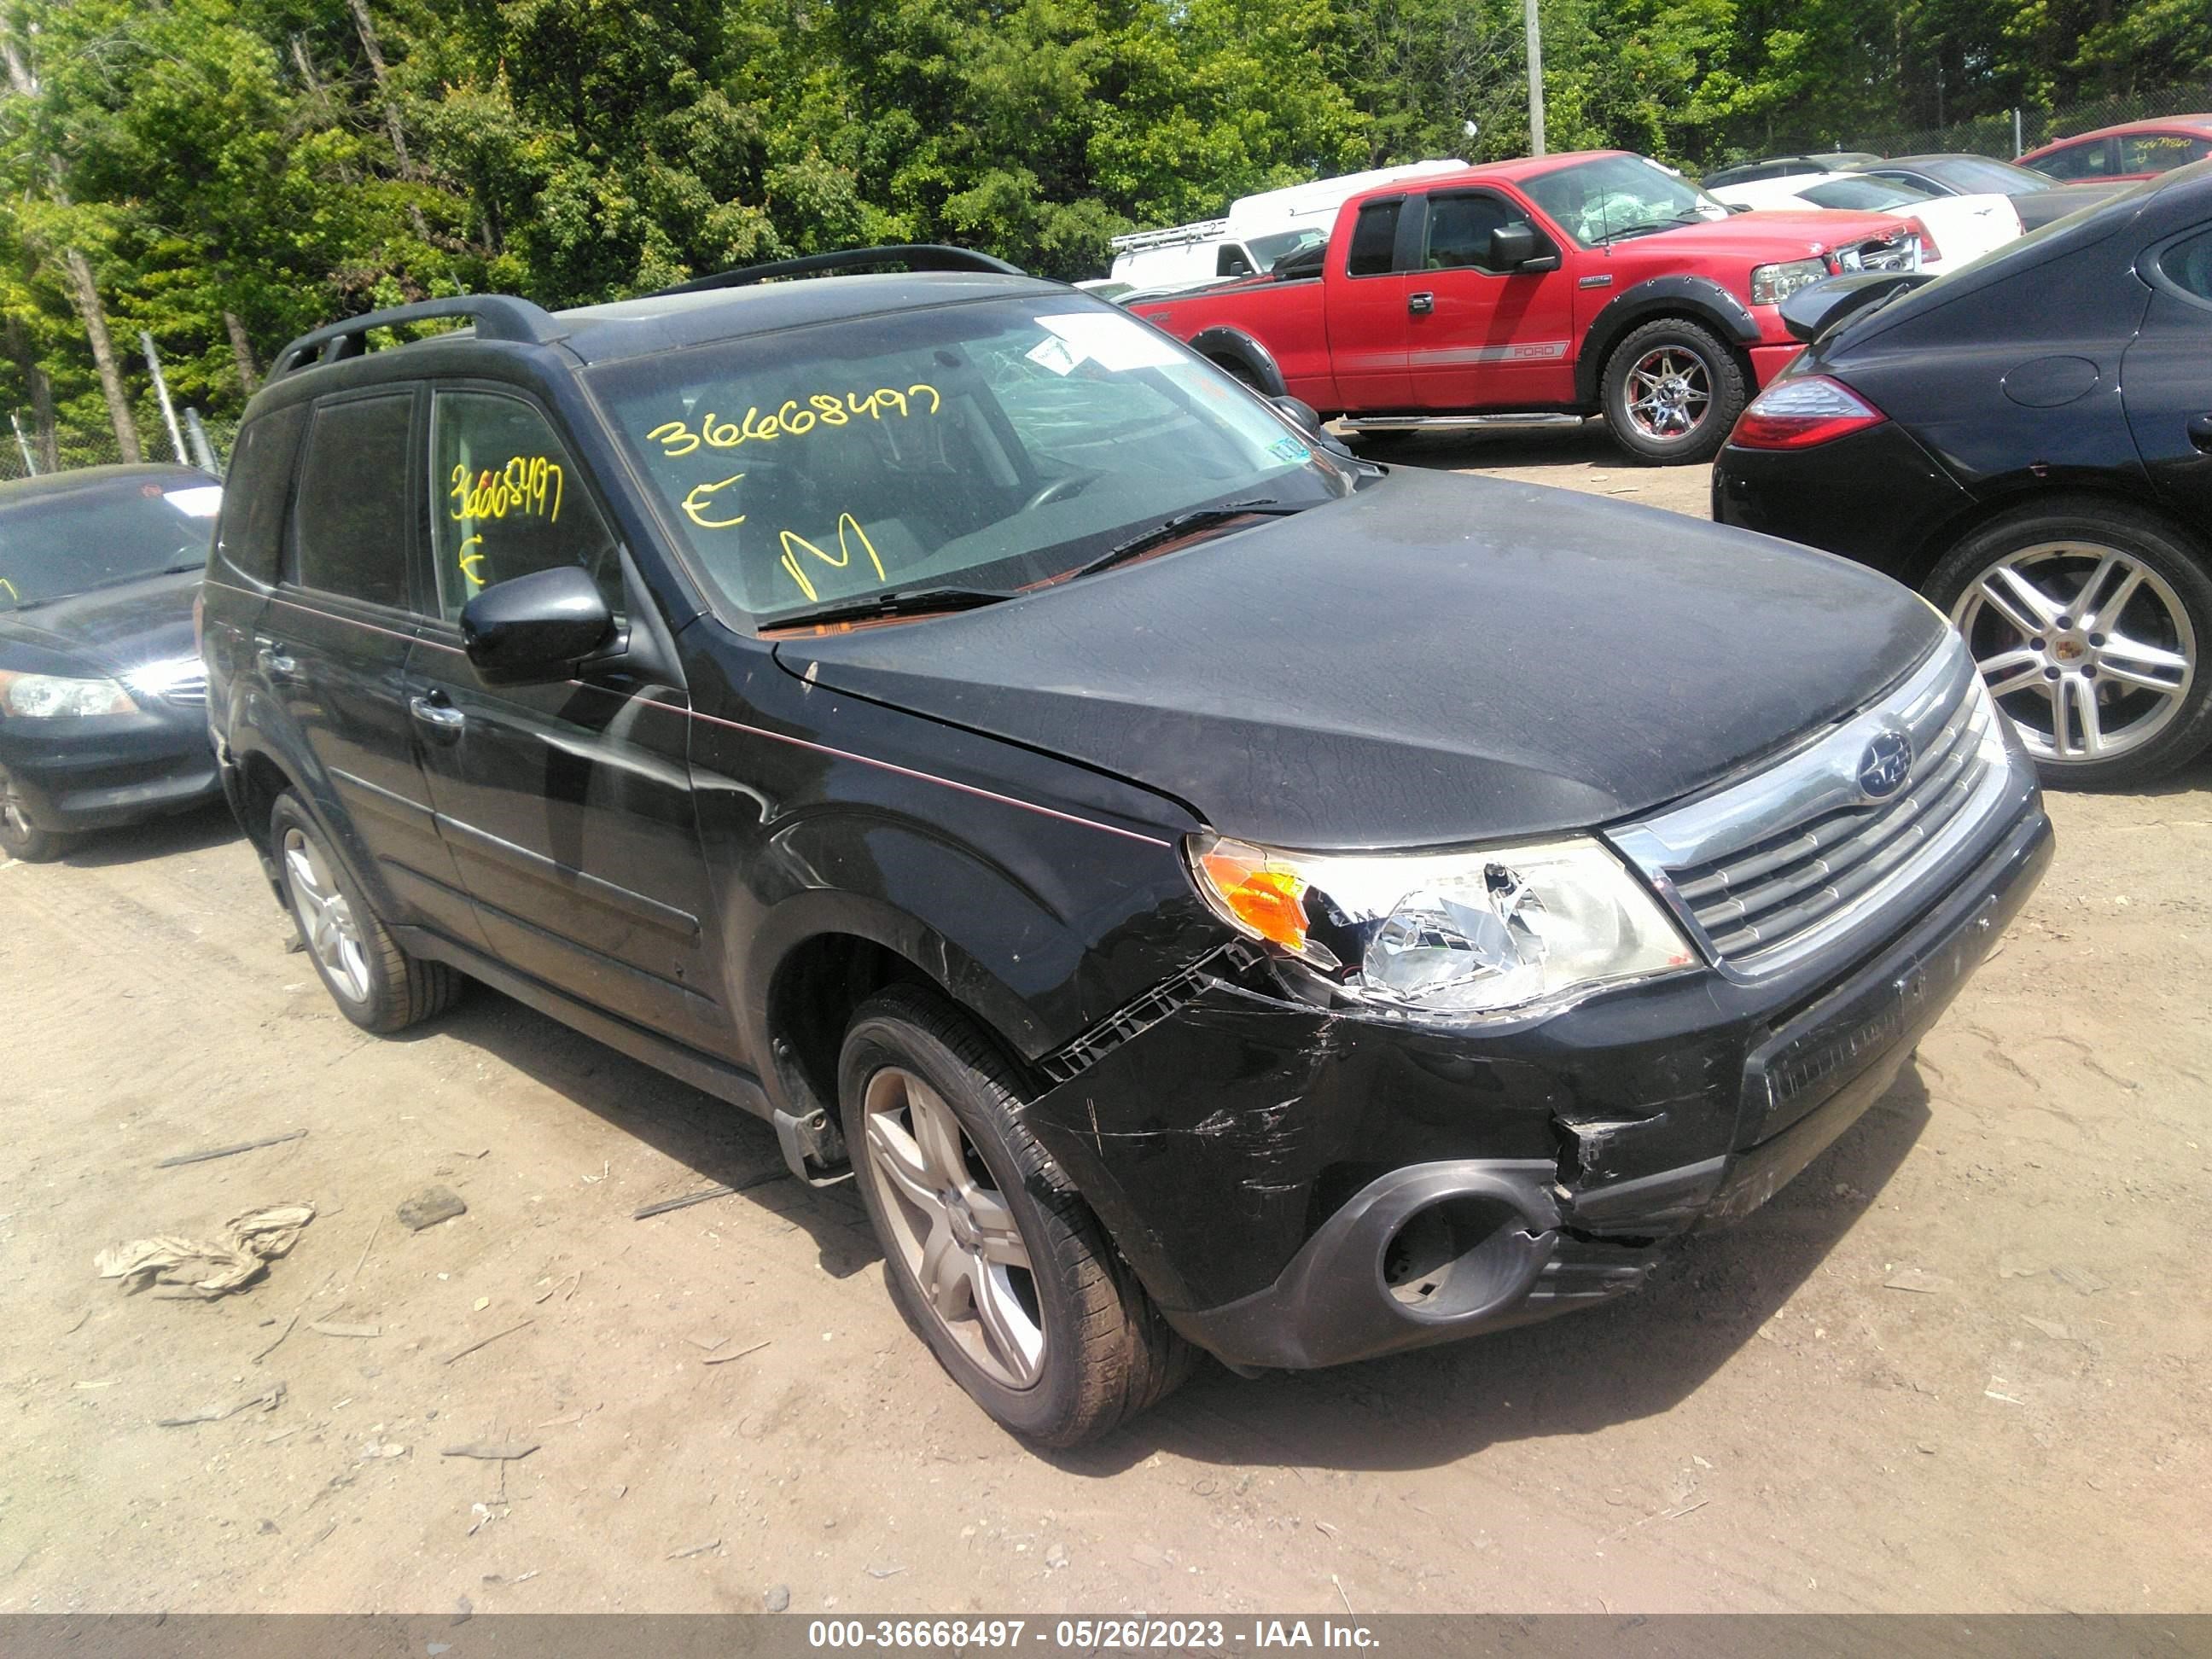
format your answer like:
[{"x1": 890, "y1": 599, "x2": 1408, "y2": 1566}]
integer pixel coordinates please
[
  {"x1": 270, "y1": 792, "x2": 463, "y2": 1033},
  {"x1": 1924, "y1": 500, "x2": 2212, "y2": 789},
  {"x1": 1600, "y1": 317, "x2": 1746, "y2": 464},
  {"x1": 840, "y1": 984, "x2": 1196, "y2": 1447},
  {"x1": 0, "y1": 769, "x2": 66, "y2": 863}
]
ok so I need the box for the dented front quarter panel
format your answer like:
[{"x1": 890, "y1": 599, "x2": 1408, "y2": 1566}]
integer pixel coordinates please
[{"x1": 1022, "y1": 966, "x2": 1754, "y2": 1314}]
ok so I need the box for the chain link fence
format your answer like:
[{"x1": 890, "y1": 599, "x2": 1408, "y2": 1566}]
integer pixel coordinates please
[
  {"x1": 2, "y1": 410, "x2": 237, "y2": 486},
  {"x1": 1766, "y1": 79, "x2": 2212, "y2": 163}
]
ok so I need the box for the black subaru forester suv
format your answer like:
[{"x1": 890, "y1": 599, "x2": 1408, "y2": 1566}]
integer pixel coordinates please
[{"x1": 201, "y1": 247, "x2": 2052, "y2": 1446}]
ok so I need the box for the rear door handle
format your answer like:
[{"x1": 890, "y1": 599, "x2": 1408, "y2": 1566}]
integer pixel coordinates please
[
  {"x1": 1407, "y1": 291, "x2": 1435, "y2": 316},
  {"x1": 409, "y1": 693, "x2": 466, "y2": 742},
  {"x1": 253, "y1": 637, "x2": 299, "y2": 684},
  {"x1": 2187, "y1": 412, "x2": 2212, "y2": 454}
]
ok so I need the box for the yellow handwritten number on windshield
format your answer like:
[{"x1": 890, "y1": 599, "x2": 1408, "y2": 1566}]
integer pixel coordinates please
[
  {"x1": 778, "y1": 516, "x2": 888, "y2": 603},
  {"x1": 645, "y1": 386, "x2": 941, "y2": 458}
]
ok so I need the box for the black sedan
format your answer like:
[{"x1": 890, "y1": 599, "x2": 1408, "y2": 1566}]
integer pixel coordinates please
[
  {"x1": 1843, "y1": 152, "x2": 2124, "y2": 230},
  {"x1": 0, "y1": 464, "x2": 224, "y2": 860},
  {"x1": 1714, "y1": 160, "x2": 2212, "y2": 789}
]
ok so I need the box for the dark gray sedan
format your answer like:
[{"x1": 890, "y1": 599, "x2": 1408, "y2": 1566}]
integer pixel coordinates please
[{"x1": 1845, "y1": 152, "x2": 2124, "y2": 230}]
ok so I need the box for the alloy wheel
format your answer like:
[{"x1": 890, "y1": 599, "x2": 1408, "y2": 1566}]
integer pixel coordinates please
[
  {"x1": 1624, "y1": 346, "x2": 1712, "y2": 441},
  {"x1": 862, "y1": 1065, "x2": 1045, "y2": 1390},
  {"x1": 1951, "y1": 541, "x2": 2196, "y2": 764},
  {"x1": 282, "y1": 825, "x2": 373, "y2": 1003}
]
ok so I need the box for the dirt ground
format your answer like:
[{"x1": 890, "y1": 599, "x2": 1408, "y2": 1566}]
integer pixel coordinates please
[{"x1": 3, "y1": 426, "x2": 2208, "y2": 1616}]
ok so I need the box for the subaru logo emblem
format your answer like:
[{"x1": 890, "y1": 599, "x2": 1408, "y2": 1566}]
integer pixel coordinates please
[{"x1": 1858, "y1": 730, "x2": 1913, "y2": 800}]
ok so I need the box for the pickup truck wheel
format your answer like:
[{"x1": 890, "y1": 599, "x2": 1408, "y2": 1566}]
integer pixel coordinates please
[
  {"x1": 841, "y1": 985, "x2": 1197, "y2": 1447},
  {"x1": 1927, "y1": 501, "x2": 2212, "y2": 789},
  {"x1": 270, "y1": 792, "x2": 464, "y2": 1033},
  {"x1": 1601, "y1": 318, "x2": 1745, "y2": 463}
]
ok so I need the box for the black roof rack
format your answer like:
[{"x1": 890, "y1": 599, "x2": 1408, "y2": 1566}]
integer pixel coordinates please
[
  {"x1": 651, "y1": 243, "x2": 1026, "y2": 297},
  {"x1": 269, "y1": 294, "x2": 567, "y2": 380}
]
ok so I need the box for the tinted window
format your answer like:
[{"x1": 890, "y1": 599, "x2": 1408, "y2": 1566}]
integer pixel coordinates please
[
  {"x1": 2157, "y1": 227, "x2": 2212, "y2": 303},
  {"x1": 0, "y1": 474, "x2": 220, "y2": 609},
  {"x1": 2121, "y1": 133, "x2": 2210, "y2": 173},
  {"x1": 431, "y1": 392, "x2": 621, "y2": 623},
  {"x1": 1424, "y1": 194, "x2": 1519, "y2": 269},
  {"x1": 1799, "y1": 177, "x2": 1931, "y2": 211},
  {"x1": 291, "y1": 395, "x2": 414, "y2": 608},
  {"x1": 2037, "y1": 140, "x2": 2110, "y2": 180},
  {"x1": 1346, "y1": 201, "x2": 1403, "y2": 276},
  {"x1": 213, "y1": 404, "x2": 306, "y2": 585}
]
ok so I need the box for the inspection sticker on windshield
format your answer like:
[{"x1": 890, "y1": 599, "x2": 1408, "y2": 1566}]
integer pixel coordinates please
[
  {"x1": 1037, "y1": 312, "x2": 1182, "y2": 372},
  {"x1": 164, "y1": 486, "x2": 223, "y2": 519},
  {"x1": 1025, "y1": 334, "x2": 1083, "y2": 376}
]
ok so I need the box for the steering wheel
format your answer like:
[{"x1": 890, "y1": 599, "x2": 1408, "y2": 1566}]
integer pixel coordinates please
[{"x1": 1021, "y1": 471, "x2": 1105, "y2": 514}]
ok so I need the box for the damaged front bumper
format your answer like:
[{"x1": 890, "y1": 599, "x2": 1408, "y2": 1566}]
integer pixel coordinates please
[{"x1": 1023, "y1": 800, "x2": 2052, "y2": 1373}]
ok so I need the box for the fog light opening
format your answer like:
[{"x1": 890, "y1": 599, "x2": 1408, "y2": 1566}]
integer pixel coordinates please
[{"x1": 1381, "y1": 1195, "x2": 1542, "y2": 1318}]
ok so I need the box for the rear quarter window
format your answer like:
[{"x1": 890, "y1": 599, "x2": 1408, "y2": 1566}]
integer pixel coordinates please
[
  {"x1": 2155, "y1": 226, "x2": 2212, "y2": 304},
  {"x1": 1346, "y1": 201, "x2": 1403, "y2": 276},
  {"x1": 212, "y1": 403, "x2": 307, "y2": 586}
]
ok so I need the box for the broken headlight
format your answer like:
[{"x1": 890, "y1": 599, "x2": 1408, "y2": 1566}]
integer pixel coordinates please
[{"x1": 1188, "y1": 834, "x2": 1697, "y2": 1018}]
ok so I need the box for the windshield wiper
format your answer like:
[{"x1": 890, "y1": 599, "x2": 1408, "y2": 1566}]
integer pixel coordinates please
[
  {"x1": 1592, "y1": 210, "x2": 1708, "y2": 246},
  {"x1": 765, "y1": 585, "x2": 1014, "y2": 630},
  {"x1": 1065, "y1": 499, "x2": 1302, "y2": 583}
]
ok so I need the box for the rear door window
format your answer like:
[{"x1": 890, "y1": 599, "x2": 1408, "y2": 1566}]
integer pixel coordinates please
[
  {"x1": 429, "y1": 391, "x2": 622, "y2": 623},
  {"x1": 289, "y1": 393, "x2": 416, "y2": 609},
  {"x1": 1346, "y1": 201, "x2": 1404, "y2": 276}
]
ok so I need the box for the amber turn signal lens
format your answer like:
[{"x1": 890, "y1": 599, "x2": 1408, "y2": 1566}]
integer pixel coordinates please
[{"x1": 1196, "y1": 844, "x2": 1309, "y2": 952}]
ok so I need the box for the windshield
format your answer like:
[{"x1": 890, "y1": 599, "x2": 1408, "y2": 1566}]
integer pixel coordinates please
[
  {"x1": 1930, "y1": 158, "x2": 2064, "y2": 195},
  {"x1": 1245, "y1": 228, "x2": 1329, "y2": 271},
  {"x1": 1521, "y1": 154, "x2": 1731, "y2": 245},
  {"x1": 0, "y1": 475, "x2": 220, "y2": 609},
  {"x1": 1799, "y1": 177, "x2": 1934, "y2": 211},
  {"x1": 591, "y1": 295, "x2": 1348, "y2": 624}
]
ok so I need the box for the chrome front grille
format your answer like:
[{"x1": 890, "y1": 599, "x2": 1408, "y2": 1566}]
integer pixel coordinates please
[
  {"x1": 1610, "y1": 637, "x2": 2016, "y2": 976},
  {"x1": 162, "y1": 671, "x2": 208, "y2": 707}
]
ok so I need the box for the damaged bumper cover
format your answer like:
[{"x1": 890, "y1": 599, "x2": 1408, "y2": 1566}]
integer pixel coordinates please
[{"x1": 1025, "y1": 800, "x2": 2052, "y2": 1373}]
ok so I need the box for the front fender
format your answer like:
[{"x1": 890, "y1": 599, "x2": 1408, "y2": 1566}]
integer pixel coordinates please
[{"x1": 1576, "y1": 276, "x2": 1763, "y2": 405}]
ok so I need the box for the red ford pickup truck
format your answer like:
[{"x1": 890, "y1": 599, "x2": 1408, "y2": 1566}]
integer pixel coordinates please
[{"x1": 1129, "y1": 149, "x2": 1927, "y2": 463}]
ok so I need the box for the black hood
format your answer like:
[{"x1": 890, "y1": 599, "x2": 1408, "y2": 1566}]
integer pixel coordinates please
[
  {"x1": 2011, "y1": 184, "x2": 2122, "y2": 230},
  {"x1": 777, "y1": 469, "x2": 1942, "y2": 849},
  {"x1": 0, "y1": 568, "x2": 201, "y2": 678}
]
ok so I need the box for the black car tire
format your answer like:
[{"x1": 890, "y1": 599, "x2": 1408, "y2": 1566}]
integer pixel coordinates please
[
  {"x1": 1601, "y1": 317, "x2": 1747, "y2": 464},
  {"x1": 840, "y1": 984, "x2": 1196, "y2": 1447},
  {"x1": 269, "y1": 792, "x2": 464, "y2": 1033},
  {"x1": 0, "y1": 768, "x2": 67, "y2": 863},
  {"x1": 1927, "y1": 502, "x2": 2212, "y2": 790}
]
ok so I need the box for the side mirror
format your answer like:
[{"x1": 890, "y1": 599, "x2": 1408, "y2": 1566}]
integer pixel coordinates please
[
  {"x1": 1271, "y1": 395, "x2": 1324, "y2": 432},
  {"x1": 460, "y1": 564, "x2": 614, "y2": 684},
  {"x1": 1488, "y1": 224, "x2": 1540, "y2": 267}
]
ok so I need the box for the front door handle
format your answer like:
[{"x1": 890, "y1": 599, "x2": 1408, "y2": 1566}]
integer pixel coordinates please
[
  {"x1": 2188, "y1": 412, "x2": 2212, "y2": 454},
  {"x1": 1407, "y1": 291, "x2": 1435, "y2": 316},
  {"x1": 409, "y1": 693, "x2": 466, "y2": 743}
]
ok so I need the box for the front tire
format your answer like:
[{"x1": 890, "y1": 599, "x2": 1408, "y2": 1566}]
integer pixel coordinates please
[
  {"x1": 0, "y1": 768, "x2": 66, "y2": 863},
  {"x1": 270, "y1": 792, "x2": 463, "y2": 1032},
  {"x1": 840, "y1": 985, "x2": 1196, "y2": 1447},
  {"x1": 1600, "y1": 317, "x2": 1746, "y2": 464},
  {"x1": 1926, "y1": 501, "x2": 2212, "y2": 789}
]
